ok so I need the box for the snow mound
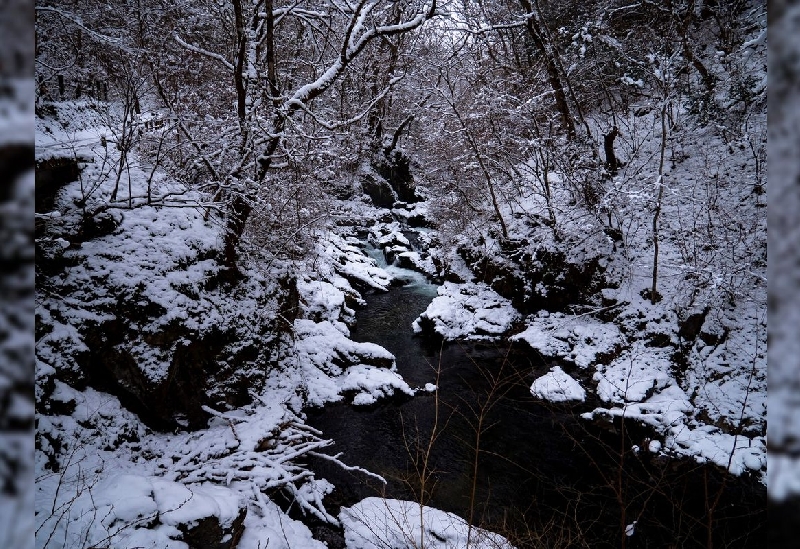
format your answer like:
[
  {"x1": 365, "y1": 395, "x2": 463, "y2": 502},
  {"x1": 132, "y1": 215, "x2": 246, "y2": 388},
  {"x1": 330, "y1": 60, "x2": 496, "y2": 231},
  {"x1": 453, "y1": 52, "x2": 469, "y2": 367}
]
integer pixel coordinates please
[
  {"x1": 511, "y1": 313, "x2": 624, "y2": 368},
  {"x1": 413, "y1": 282, "x2": 519, "y2": 341},
  {"x1": 321, "y1": 233, "x2": 394, "y2": 291},
  {"x1": 530, "y1": 366, "x2": 586, "y2": 402},
  {"x1": 341, "y1": 497, "x2": 515, "y2": 549},
  {"x1": 339, "y1": 365, "x2": 415, "y2": 405},
  {"x1": 665, "y1": 425, "x2": 766, "y2": 476},
  {"x1": 294, "y1": 319, "x2": 412, "y2": 406},
  {"x1": 36, "y1": 471, "x2": 244, "y2": 549}
]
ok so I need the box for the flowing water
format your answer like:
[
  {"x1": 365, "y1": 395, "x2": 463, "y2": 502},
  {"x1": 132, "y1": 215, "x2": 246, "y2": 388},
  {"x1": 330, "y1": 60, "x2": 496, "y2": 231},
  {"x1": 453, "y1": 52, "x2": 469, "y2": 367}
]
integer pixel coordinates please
[{"x1": 306, "y1": 243, "x2": 766, "y2": 548}]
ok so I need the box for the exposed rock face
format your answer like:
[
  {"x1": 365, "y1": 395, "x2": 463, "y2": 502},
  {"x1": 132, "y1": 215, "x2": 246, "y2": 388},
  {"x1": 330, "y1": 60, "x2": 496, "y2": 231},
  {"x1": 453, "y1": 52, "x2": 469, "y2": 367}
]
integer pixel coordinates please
[
  {"x1": 38, "y1": 272, "x2": 292, "y2": 432},
  {"x1": 360, "y1": 148, "x2": 419, "y2": 208},
  {"x1": 375, "y1": 148, "x2": 418, "y2": 203},
  {"x1": 180, "y1": 506, "x2": 247, "y2": 549},
  {"x1": 459, "y1": 241, "x2": 606, "y2": 314},
  {"x1": 360, "y1": 169, "x2": 396, "y2": 208},
  {"x1": 677, "y1": 307, "x2": 710, "y2": 343},
  {"x1": 79, "y1": 314, "x2": 232, "y2": 430},
  {"x1": 34, "y1": 155, "x2": 81, "y2": 214}
]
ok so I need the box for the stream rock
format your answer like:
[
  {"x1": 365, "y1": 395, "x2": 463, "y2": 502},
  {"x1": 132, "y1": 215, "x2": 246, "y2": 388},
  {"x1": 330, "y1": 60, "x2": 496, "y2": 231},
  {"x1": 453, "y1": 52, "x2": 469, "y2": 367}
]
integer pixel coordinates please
[
  {"x1": 359, "y1": 169, "x2": 396, "y2": 208},
  {"x1": 459, "y1": 241, "x2": 607, "y2": 314},
  {"x1": 180, "y1": 506, "x2": 247, "y2": 549}
]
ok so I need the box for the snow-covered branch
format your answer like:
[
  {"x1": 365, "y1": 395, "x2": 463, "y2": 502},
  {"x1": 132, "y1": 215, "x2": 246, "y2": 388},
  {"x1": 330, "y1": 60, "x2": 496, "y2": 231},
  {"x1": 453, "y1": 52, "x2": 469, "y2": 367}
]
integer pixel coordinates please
[
  {"x1": 36, "y1": 6, "x2": 135, "y2": 51},
  {"x1": 286, "y1": 1, "x2": 435, "y2": 109},
  {"x1": 289, "y1": 74, "x2": 404, "y2": 129},
  {"x1": 173, "y1": 34, "x2": 234, "y2": 71}
]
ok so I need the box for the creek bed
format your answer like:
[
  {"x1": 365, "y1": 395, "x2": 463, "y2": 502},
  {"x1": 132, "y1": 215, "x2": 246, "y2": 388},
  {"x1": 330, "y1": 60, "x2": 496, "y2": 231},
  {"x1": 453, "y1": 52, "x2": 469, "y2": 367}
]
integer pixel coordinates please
[{"x1": 306, "y1": 251, "x2": 765, "y2": 548}]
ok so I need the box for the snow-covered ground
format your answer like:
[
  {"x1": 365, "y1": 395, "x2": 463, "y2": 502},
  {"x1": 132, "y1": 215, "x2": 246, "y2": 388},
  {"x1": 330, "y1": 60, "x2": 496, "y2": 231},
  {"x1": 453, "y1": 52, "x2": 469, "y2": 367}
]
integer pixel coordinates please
[
  {"x1": 32, "y1": 8, "x2": 773, "y2": 542},
  {"x1": 33, "y1": 101, "x2": 469, "y2": 549},
  {"x1": 341, "y1": 498, "x2": 515, "y2": 549}
]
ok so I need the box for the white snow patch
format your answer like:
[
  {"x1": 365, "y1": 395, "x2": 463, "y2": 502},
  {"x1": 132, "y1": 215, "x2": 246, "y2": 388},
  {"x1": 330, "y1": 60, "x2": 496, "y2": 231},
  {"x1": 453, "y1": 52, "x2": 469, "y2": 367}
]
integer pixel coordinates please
[
  {"x1": 530, "y1": 366, "x2": 586, "y2": 402},
  {"x1": 664, "y1": 425, "x2": 766, "y2": 476},
  {"x1": 294, "y1": 319, "x2": 413, "y2": 406},
  {"x1": 413, "y1": 282, "x2": 519, "y2": 341},
  {"x1": 511, "y1": 314, "x2": 624, "y2": 368},
  {"x1": 341, "y1": 498, "x2": 516, "y2": 549},
  {"x1": 592, "y1": 348, "x2": 676, "y2": 405},
  {"x1": 338, "y1": 365, "x2": 414, "y2": 405},
  {"x1": 237, "y1": 497, "x2": 326, "y2": 549}
]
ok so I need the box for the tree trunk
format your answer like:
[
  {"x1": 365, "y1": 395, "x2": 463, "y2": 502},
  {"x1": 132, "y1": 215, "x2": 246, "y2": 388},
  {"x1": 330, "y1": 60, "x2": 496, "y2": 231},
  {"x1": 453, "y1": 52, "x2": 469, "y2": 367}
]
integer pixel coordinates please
[
  {"x1": 232, "y1": 0, "x2": 247, "y2": 126},
  {"x1": 651, "y1": 104, "x2": 668, "y2": 305},
  {"x1": 604, "y1": 126, "x2": 619, "y2": 174},
  {"x1": 264, "y1": 0, "x2": 279, "y2": 106},
  {"x1": 518, "y1": 0, "x2": 575, "y2": 138},
  {"x1": 224, "y1": 193, "x2": 253, "y2": 269}
]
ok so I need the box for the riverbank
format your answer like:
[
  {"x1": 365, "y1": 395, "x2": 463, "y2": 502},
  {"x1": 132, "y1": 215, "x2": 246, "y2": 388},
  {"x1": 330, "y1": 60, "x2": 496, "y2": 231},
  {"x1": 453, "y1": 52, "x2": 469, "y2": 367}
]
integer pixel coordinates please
[{"x1": 303, "y1": 226, "x2": 766, "y2": 547}]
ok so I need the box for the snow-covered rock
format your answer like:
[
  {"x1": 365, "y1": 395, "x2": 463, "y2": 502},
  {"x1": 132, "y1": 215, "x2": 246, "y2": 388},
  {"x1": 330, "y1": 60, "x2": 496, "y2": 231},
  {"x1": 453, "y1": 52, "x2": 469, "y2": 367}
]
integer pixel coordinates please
[
  {"x1": 36, "y1": 472, "x2": 247, "y2": 549},
  {"x1": 530, "y1": 366, "x2": 586, "y2": 402},
  {"x1": 413, "y1": 282, "x2": 519, "y2": 341},
  {"x1": 321, "y1": 233, "x2": 395, "y2": 291},
  {"x1": 511, "y1": 313, "x2": 624, "y2": 368},
  {"x1": 341, "y1": 498, "x2": 515, "y2": 549},
  {"x1": 294, "y1": 319, "x2": 413, "y2": 406}
]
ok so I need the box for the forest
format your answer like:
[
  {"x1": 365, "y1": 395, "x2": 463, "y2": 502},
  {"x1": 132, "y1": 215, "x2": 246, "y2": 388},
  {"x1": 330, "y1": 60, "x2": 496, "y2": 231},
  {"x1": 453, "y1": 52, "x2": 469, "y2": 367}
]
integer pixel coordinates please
[{"x1": 30, "y1": 0, "x2": 768, "y2": 547}]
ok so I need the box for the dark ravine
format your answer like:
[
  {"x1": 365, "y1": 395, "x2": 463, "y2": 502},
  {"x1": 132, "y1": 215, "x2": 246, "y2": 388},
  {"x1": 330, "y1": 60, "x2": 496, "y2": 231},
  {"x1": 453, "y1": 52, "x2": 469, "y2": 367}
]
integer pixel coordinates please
[{"x1": 305, "y1": 241, "x2": 766, "y2": 548}]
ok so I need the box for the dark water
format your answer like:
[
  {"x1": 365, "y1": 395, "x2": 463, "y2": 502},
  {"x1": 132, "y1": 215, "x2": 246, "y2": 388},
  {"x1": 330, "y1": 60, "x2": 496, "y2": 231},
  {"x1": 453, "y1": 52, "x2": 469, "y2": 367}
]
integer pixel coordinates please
[{"x1": 306, "y1": 256, "x2": 766, "y2": 548}]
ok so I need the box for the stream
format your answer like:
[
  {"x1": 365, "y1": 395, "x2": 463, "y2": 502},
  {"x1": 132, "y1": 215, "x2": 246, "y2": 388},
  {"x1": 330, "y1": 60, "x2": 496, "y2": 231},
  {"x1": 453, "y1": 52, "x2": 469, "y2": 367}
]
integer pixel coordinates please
[{"x1": 305, "y1": 239, "x2": 766, "y2": 548}]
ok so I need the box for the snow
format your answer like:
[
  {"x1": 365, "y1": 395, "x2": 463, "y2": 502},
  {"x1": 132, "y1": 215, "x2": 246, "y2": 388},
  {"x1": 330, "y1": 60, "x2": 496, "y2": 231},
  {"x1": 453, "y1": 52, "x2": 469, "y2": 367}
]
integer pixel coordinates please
[
  {"x1": 413, "y1": 282, "x2": 519, "y2": 340},
  {"x1": 511, "y1": 313, "x2": 624, "y2": 368},
  {"x1": 36, "y1": 469, "x2": 244, "y2": 549},
  {"x1": 769, "y1": 454, "x2": 800, "y2": 502},
  {"x1": 237, "y1": 497, "x2": 326, "y2": 549},
  {"x1": 338, "y1": 365, "x2": 414, "y2": 405},
  {"x1": 0, "y1": 432, "x2": 33, "y2": 549},
  {"x1": 33, "y1": 383, "x2": 351, "y2": 549},
  {"x1": 293, "y1": 318, "x2": 414, "y2": 406},
  {"x1": 340, "y1": 498, "x2": 515, "y2": 549},
  {"x1": 297, "y1": 278, "x2": 356, "y2": 336},
  {"x1": 664, "y1": 425, "x2": 766, "y2": 476},
  {"x1": 0, "y1": 78, "x2": 34, "y2": 147},
  {"x1": 530, "y1": 366, "x2": 586, "y2": 402},
  {"x1": 592, "y1": 347, "x2": 675, "y2": 405},
  {"x1": 1, "y1": 77, "x2": 34, "y2": 549},
  {"x1": 321, "y1": 233, "x2": 395, "y2": 291},
  {"x1": 30, "y1": 3, "x2": 770, "y2": 542},
  {"x1": 34, "y1": 100, "x2": 427, "y2": 549},
  {"x1": 586, "y1": 350, "x2": 766, "y2": 477}
]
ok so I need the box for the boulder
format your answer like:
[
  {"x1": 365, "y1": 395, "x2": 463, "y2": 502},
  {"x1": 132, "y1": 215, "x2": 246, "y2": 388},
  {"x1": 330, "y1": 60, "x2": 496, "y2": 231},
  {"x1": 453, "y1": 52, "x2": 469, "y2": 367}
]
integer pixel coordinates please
[{"x1": 359, "y1": 170, "x2": 396, "y2": 208}]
